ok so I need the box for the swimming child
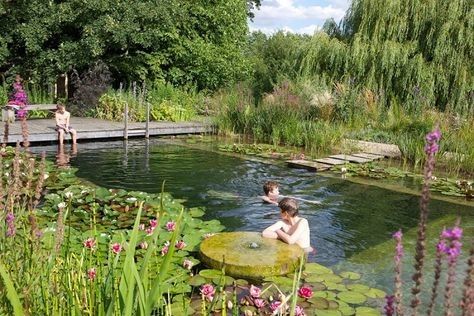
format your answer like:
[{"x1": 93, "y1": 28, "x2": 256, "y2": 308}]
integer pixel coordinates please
[
  {"x1": 262, "y1": 197, "x2": 314, "y2": 253},
  {"x1": 261, "y1": 180, "x2": 280, "y2": 205}
]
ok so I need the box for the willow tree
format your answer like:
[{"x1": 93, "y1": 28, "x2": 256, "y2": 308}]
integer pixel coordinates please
[{"x1": 300, "y1": 0, "x2": 473, "y2": 116}]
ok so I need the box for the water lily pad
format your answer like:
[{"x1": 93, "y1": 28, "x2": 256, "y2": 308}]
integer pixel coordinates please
[
  {"x1": 325, "y1": 282, "x2": 346, "y2": 291},
  {"x1": 340, "y1": 306, "x2": 356, "y2": 315},
  {"x1": 188, "y1": 207, "x2": 205, "y2": 217},
  {"x1": 337, "y1": 292, "x2": 367, "y2": 304},
  {"x1": 235, "y1": 279, "x2": 248, "y2": 286},
  {"x1": 355, "y1": 306, "x2": 381, "y2": 316},
  {"x1": 212, "y1": 275, "x2": 235, "y2": 286},
  {"x1": 188, "y1": 275, "x2": 207, "y2": 287},
  {"x1": 305, "y1": 263, "x2": 333, "y2": 274},
  {"x1": 309, "y1": 282, "x2": 327, "y2": 291},
  {"x1": 340, "y1": 271, "x2": 361, "y2": 280},
  {"x1": 315, "y1": 310, "x2": 342, "y2": 316},
  {"x1": 308, "y1": 297, "x2": 329, "y2": 309},
  {"x1": 310, "y1": 273, "x2": 342, "y2": 283},
  {"x1": 365, "y1": 288, "x2": 386, "y2": 299},
  {"x1": 346, "y1": 284, "x2": 370, "y2": 292},
  {"x1": 199, "y1": 269, "x2": 222, "y2": 279}
]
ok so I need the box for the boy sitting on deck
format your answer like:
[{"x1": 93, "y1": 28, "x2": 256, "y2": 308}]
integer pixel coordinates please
[
  {"x1": 55, "y1": 104, "x2": 77, "y2": 145},
  {"x1": 261, "y1": 180, "x2": 280, "y2": 205},
  {"x1": 262, "y1": 197, "x2": 314, "y2": 253}
]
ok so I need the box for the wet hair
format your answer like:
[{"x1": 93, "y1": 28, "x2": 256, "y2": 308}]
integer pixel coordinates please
[
  {"x1": 263, "y1": 180, "x2": 279, "y2": 195},
  {"x1": 56, "y1": 103, "x2": 65, "y2": 110},
  {"x1": 278, "y1": 197, "x2": 299, "y2": 217}
]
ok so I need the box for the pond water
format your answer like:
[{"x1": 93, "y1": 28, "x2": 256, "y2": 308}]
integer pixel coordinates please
[{"x1": 35, "y1": 139, "x2": 474, "y2": 295}]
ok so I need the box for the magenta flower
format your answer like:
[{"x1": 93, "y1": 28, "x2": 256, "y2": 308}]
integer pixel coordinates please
[
  {"x1": 298, "y1": 286, "x2": 313, "y2": 298},
  {"x1": 384, "y1": 295, "x2": 395, "y2": 316},
  {"x1": 295, "y1": 305, "x2": 305, "y2": 316},
  {"x1": 145, "y1": 227, "x2": 154, "y2": 236},
  {"x1": 161, "y1": 245, "x2": 169, "y2": 256},
  {"x1": 249, "y1": 285, "x2": 261, "y2": 298},
  {"x1": 269, "y1": 300, "x2": 281, "y2": 312},
  {"x1": 200, "y1": 284, "x2": 215, "y2": 301},
  {"x1": 5, "y1": 212, "x2": 16, "y2": 237},
  {"x1": 83, "y1": 238, "x2": 96, "y2": 249},
  {"x1": 450, "y1": 227, "x2": 463, "y2": 240},
  {"x1": 436, "y1": 240, "x2": 447, "y2": 253},
  {"x1": 149, "y1": 219, "x2": 157, "y2": 228},
  {"x1": 111, "y1": 243, "x2": 122, "y2": 254},
  {"x1": 165, "y1": 221, "x2": 176, "y2": 232},
  {"x1": 392, "y1": 230, "x2": 403, "y2": 241},
  {"x1": 182, "y1": 259, "x2": 193, "y2": 270},
  {"x1": 87, "y1": 268, "x2": 97, "y2": 281},
  {"x1": 175, "y1": 240, "x2": 186, "y2": 250},
  {"x1": 254, "y1": 298, "x2": 266, "y2": 309},
  {"x1": 424, "y1": 128, "x2": 441, "y2": 155},
  {"x1": 139, "y1": 241, "x2": 148, "y2": 249}
]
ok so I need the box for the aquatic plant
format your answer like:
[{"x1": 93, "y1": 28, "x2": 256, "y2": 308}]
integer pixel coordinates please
[{"x1": 388, "y1": 127, "x2": 473, "y2": 315}]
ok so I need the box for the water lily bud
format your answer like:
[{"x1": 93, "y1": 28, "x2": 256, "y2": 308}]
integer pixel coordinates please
[{"x1": 227, "y1": 300, "x2": 233, "y2": 309}]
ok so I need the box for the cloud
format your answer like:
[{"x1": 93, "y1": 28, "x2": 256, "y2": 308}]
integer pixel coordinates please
[{"x1": 250, "y1": 0, "x2": 348, "y2": 35}]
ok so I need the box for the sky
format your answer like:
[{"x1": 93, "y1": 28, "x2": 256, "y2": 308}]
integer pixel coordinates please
[{"x1": 249, "y1": 0, "x2": 350, "y2": 35}]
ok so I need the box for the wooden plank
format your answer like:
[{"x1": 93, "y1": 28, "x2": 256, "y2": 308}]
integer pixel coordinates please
[
  {"x1": 28, "y1": 104, "x2": 57, "y2": 111},
  {"x1": 314, "y1": 157, "x2": 348, "y2": 166},
  {"x1": 286, "y1": 160, "x2": 332, "y2": 171},
  {"x1": 351, "y1": 152, "x2": 385, "y2": 160},
  {"x1": 329, "y1": 154, "x2": 373, "y2": 164}
]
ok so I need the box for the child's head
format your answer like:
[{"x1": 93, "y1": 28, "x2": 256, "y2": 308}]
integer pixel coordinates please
[
  {"x1": 278, "y1": 197, "x2": 299, "y2": 217},
  {"x1": 56, "y1": 104, "x2": 65, "y2": 113},
  {"x1": 263, "y1": 180, "x2": 279, "y2": 197}
]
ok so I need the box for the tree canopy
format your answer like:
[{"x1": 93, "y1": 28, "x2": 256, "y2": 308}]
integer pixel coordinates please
[{"x1": 0, "y1": 0, "x2": 258, "y2": 90}]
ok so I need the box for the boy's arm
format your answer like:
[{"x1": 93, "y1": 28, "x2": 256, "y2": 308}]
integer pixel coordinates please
[
  {"x1": 275, "y1": 219, "x2": 308, "y2": 245},
  {"x1": 262, "y1": 221, "x2": 284, "y2": 239},
  {"x1": 261, "y1": 195, "x2": 278, "y2": 205},
  {"x1": 65, "y1": 113, "x2": 70, "y2": 130}
]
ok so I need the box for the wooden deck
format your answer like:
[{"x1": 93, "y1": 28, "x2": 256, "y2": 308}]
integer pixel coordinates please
[{"x1": 1, "y1": 117, "x2": 213, "y2": 144}]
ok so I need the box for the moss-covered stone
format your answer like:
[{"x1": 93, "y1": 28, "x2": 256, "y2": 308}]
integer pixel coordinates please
[{"x1": 199, "y1": 232, "x2": 304, "y2": 279}]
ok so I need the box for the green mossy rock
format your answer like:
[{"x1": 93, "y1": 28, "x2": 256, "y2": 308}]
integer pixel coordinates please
[{"x1": 200, "y1": 232, "x2": 304, "y2": 279}]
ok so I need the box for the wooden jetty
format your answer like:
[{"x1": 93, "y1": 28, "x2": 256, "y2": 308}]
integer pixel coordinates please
[{"x1": 1, "y1": 117, "x2": 213, "y2": 144}]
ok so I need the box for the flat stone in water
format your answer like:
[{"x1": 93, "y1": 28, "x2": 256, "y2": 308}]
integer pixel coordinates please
[{"x1": 199, "y1": 232, "x2": 304, "y2": 279}]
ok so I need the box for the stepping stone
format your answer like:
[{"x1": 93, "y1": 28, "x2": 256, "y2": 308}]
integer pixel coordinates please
[
  {"x1": 286, "y1": 160, "x2": 332, "y2": 171},
  {"x1": 329, "y1": 154, "x2": 373, "y2": 164},
  {"x1": 314, "y1": 157, "x2": 348, "y2": 166},
  {"x1": 351, "y1": 152, "x2": 385, "y2": 160}
]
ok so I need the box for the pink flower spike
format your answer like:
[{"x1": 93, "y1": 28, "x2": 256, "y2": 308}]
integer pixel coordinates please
[
  {"x1": 450, "y1": 227, "x2": 463, "y2": 240},
  {"x1": 249, "y1": 285, "x2": 261, "y2": 298},
  {"x1": 87, "y1": 267, "x2": 96, "y2": 281},
  {"x1": 436, "y1": 240, "x2": 447, "y2": 253},
  {"x1": 392, "y1": 229, "x2": 402, "y2": 240},
  {"x1": 298, "y1": 286, "x2": 313, "y2": 298},
  {"x1": 83, "y1": 238, "x2": 96, "y2": 249},
  {"x1": 111, "y1": 243, "x2": 122, "y2": 254},
  {"x1": 165, "y1": 221, "x2": 176, "y2": 232}
]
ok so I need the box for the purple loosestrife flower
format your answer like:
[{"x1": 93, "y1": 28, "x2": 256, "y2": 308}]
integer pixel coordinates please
[
  {"x1": 392, "y1": 229, "x2": 404, "y2": 315},
  {"x1": 5, "y1": 212, "x2": 16, "y2": 237},
  {"x1": 384, "y1": 295, "x2": 395, "y2": 316},
  {"x1": 443, "y1": 224, "x2": 463, "y2": 316}
]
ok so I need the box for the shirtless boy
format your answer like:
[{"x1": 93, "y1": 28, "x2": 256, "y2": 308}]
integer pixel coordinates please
[
  {"x1": 262, "y1": 197, "x2": 314, "y2": 253},
  {"x1": 261, "y1": 180, "x2": 280, "y2": 205},
  {"x1": 55, "y1": 104, "x2": 77, "y2": 145}
]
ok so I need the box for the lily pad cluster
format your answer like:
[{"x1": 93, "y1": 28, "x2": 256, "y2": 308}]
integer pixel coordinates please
[
  {"x1": 180, "y1": 263, "x2": 385, "y2": 316},
  {"x1": 335, "y1": 163, "x2": 473, "y2": 199},
  {"x1": 218, "y1": 143, "x2": 306, "y2": 160}
]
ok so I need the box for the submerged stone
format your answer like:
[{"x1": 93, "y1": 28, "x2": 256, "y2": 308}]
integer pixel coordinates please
[{"x1": 199, "y1": 232, "x2": 304, "y2": 279}]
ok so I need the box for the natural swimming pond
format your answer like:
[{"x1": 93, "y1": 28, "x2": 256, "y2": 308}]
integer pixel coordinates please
[{"x1": 35, "y1": 139, "x2": 474, "y2": 294}]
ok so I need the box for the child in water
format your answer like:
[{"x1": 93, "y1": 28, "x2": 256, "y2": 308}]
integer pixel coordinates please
[
  {"x1": 260, "y1": 180, "x2": 280, "y2": 205},
  {"x1": 262, "y1": 197, "x2": 314, "y2": 253}
]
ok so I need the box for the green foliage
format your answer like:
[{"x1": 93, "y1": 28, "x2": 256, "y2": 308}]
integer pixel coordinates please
[{"x1": 0, "y1": 0, "x2": 251, "y2": 91}]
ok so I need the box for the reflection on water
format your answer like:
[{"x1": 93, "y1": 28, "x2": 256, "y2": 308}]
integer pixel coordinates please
[
  {"x1": 34, "y1": 139, "x2": 474, "y2": 292},
  {"x1": 55, "y1": 143, "x2": 77, "y2": 168}
]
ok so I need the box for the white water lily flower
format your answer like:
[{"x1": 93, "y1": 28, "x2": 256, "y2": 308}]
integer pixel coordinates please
[
  {"x1": 341, "y1": 167, "x2": 347, "y2": 173},
  {"x1": 64, "y1": 191, "x2": 73, "y2": 199},
  {"x1": 57, "y1": 202, "x2": 66, "y2": 209},
  {"x1": 126, "y1": 197, "x2": 137, "y2": 202}
]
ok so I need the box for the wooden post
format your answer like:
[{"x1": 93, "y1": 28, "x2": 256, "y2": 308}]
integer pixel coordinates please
[
  {"x1": 124, "y1": 102, "x2": 128, "y2": 139},
  {"x1": 145, "y1": 102, "x2": 150, "y2": 138}
]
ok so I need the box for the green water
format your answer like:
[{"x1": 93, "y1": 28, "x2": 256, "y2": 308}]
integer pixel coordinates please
[{"x1": 35, "y1": 139, "x2": 474, "y2": 296}]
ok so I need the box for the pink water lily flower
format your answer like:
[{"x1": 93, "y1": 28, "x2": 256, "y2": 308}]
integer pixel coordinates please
[
  {"x1": 200, "y1": 284, "x2": 215, "y2": 301},
  {"x1": 87, "y1": 268, "x2": 96, "y2": 281},
  {"x1": 83, "y1": 238, "x2": 96, "y2": 249},
  {"x1": 111, "y1": 243, "x2": 122, "y2": 254},
  {"x1": 175, "y1": 240, "x2": 186, "y2": 250},
  {"x1": 269, "y1": 300, "x2": 281, "y2": 312},
  {"x1": 249, "y1": 285, "x2": 261, "y2": 298},
  {"x1": 166, "y1": 221, "x2": 176, "y2": 232},
  {"x1": 254, "y1": 298, "x2": 266, "y2": 309},
  {"x1": 295, "y1": 305, "x2": 305, "y2": 316},
  {"x1": 183, "y1": 259, "x2": 193, "y2": 270},
  {"x1": 298, "y1": 286, "x2": 313, "y2": 298}
]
